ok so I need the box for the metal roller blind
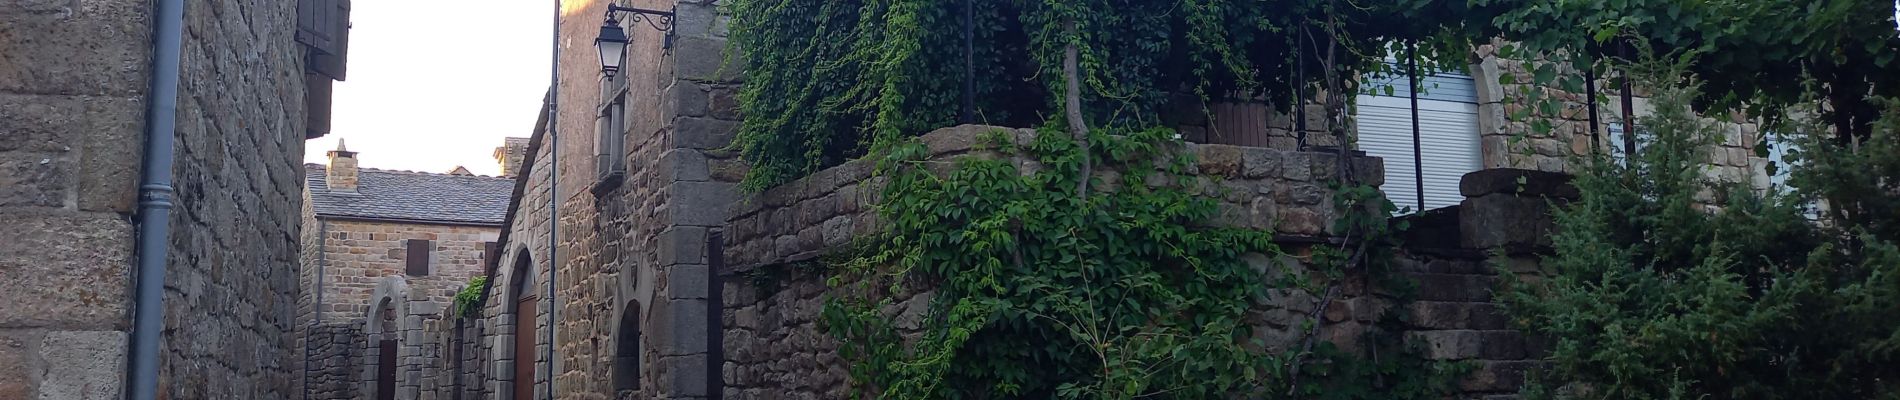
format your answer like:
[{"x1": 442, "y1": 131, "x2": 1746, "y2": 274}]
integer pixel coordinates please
[{"x1": 1354, "y1": 71, "x2": 1481, "y2": 212}]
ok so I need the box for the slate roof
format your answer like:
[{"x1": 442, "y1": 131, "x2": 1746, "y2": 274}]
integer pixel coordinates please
[{"x1": 305, "y1": 164, "x2": 514, "y2": 225}]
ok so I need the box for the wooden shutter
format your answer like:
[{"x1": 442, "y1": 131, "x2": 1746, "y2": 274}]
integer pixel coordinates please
[
  {"x1": 304, "y1": 73, "x2": 333, "y2": 138},
  {"x1": 483, "y1": 242, "x2": 500, "y2": 270},
  {"x1": 406, "y1": 239, "x2": 432, "y2": 276},
  {"x1": 297, "y1": 0, "x2": 351, "y2": 80}
]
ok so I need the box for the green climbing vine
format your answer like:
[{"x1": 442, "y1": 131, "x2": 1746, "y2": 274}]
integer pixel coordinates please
[
  {"x1": 804, "y1": 127, "x2": 1462, "y2": 399},
  {"x1": 453, "y1": 276, "x2": 487, "y2": 318},
  {"x1": 728, "y1": 0, "x2": 1476, "y2": 191}
]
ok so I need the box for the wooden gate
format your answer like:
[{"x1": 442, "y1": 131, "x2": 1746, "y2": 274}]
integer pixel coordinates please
[{"x1": 377, "y1": 339, "x2": 397, "y2": 400}]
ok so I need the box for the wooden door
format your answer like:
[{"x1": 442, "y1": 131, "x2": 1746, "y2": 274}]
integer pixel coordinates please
[
  {"x1": 377, "y1": 339, "x2": 397, "y2": 400},
  {"x1": 514, "y1": 295, "x2": 538, "y2": 400}
]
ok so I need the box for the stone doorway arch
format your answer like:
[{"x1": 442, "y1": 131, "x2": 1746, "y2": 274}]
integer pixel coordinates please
[{"x1": 363, "y1": 276, "x2": 411, "y2": 400}]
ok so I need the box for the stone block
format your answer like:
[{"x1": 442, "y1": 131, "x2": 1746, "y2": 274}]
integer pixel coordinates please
[
  {"x1": 1459, "y1": 360, "x2": 1536, "y2": 392},
  {"x1": 921, "y1": 125, "x2": 995, "y2": 156},
  {"x1": 675, "y1": 35, "x2": 743, "y2": 83},
  {"x1": 1275, "y1": 208, "x2": 1325, "y2": 236},
  {"x1": 1349, "y1": 155, "x2": 1384, "y2": 186},
  {"x1": 668, "y1": 264, "x2": 711, "y2": 300},
  {"x1": 1404, "y1": 273, "x2": 1497, "y2": 302},
  {"x1": 820, "y1": 216, "x2": 854, "y2": 247},
  {"x1": 659, "y1": 149, "x2": 712, "y2": 183},
  {"x1": 676, "y1": 85, "x2": 709, "y2": 117},
  {"x1": 0, "y1": 331, "x2": 36, "y2": 400},
  {"x1": 709, "y1": 85, "x2": 741, "y2": 120},
  {"x1": 1240, "y1": 148, "x2": 1282, "y2": 179},
  {"x1": 674, "y1": 117, "x2": 738, "y2": 150},
  {"x1": 1458, "y1": 193, "x2": 1557, "y2": 250},
  {"x1": 1281, "y1": 153, "x2": 1312, "y2": 181},
  {"x1": 37, "y1": 330, "x2": 124, "y2": 400},
  {"x1": 656, "y1": 299, "x2": 709, "y2": 356},
  {"x1": 0, "y1": 4, "x2": 150, "y2": 96},
  {"x1": 0, "y1": 94, "x2": 141, "y2": 212},
  {"x1": 0, "y1": 152, "x2": 71, "y2": 208},
  {"x1": 659, "y1": 226, "x2": 710, "y2": 266},
  {"x1": 0, "y1": 210, "x2": 131, "y2": 328},
  {"x1": 655, "y1": 354, "x2": 710, "y2": 396},
  {"x1": 666, "y1": 181, "x2": 736, "y2": 227},
  {"x1": 1194, "y1": 144, "x2": 1242, "y2": 177}
]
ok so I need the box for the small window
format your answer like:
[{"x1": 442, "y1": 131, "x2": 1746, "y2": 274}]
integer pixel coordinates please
[
  {"x1": 405, "y1": 239, "x2": 432, "y2": 276},
  {"x1": 1606, "y1": 122, "x2": 1646, "y2": 166},
  {"x1": 596, "y1": 68, "x2": 629, "y2": 184}
]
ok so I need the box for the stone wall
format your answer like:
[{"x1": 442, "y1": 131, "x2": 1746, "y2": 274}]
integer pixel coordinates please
[
  {"x1": 0, "y1": 1, "x2": 151, "y2": 397},
  {"x1": 423, "y1": 311, "x2": 491, "y2": 400},
  {"x1": 469, "y1": 0, "x2": 749, "y2": 399},
  {"x1": 1, "y1": 1, "x2": 312, "y2": 399},
  {"x1": 307, "y1": 219, "x2": 501, "y2": 324},
  {"x1": 719, "y1": 124, "x2": 1388, "y2": 398},
  {"x1": 162, "y1": 0, "x2": 311, "y2": 397},
  {"x1": 305, "y1": 322, "x2": 366, "y2": 400},
  {"x1": 483, "y1": 106, "x2": 557, "y2": 400},
  {"x1": 1469, "y1": 43, "x2": 1767, "y2": 189}
]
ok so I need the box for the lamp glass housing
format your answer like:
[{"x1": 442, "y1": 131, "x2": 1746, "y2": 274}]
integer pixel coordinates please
[{"x1": 594, "y1": 21, "x2": 629, "y2": 75}]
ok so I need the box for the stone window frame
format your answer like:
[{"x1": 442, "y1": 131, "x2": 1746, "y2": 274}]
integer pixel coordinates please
[{"x1": 595, "y1": 57, "x2": 631, "y2": 195}]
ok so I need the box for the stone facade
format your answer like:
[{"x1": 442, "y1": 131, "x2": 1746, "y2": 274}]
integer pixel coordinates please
[
  {"x1": 464, "y1": 0, "x2": 749, "y2": 399},
  {"x1": 2, "y1": 1, "x2": 328, "y2": 399},
  {"x1": 302, "y1": 219, "x2": 502, "y2": 323},
  {"x1": 296, "y1": 143, "x2": 513, "y2": 400}
]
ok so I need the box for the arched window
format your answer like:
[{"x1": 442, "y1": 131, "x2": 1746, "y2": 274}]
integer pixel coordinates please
[{"x1": 612, "y1": 301, "x2": 641, "y2": 394}]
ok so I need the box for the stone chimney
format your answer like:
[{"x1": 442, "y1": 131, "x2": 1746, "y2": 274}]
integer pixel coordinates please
[
  {"x1": 326, "y1": 139, "x2": 359, "y2": 192},
  {"x1": 494, "y1": 137, "x2": 529, "y2": 178}
]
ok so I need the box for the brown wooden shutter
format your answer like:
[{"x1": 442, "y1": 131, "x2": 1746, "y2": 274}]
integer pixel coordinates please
[
  {"x1": 406, "y1": 239, "x2": 432, "y2": 276},
  {"x1": 482, "y1": 241, "x2": 500, "y2": 270},
  {"x1": 296, "y1": 0, "x2": 351, "y2": 80},
  {"x1": 304, "y1": 73, "x2": 333, "y2": 138}
]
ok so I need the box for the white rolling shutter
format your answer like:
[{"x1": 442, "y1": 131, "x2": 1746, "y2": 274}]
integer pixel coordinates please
[{"x1": 1354, "y1": 70, "x2": 1481, "y2": 213}]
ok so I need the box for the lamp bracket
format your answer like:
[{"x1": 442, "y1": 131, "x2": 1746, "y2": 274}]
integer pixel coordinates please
[{"x1": 606, "y1": 5, "x2": 678, "y2": 49}]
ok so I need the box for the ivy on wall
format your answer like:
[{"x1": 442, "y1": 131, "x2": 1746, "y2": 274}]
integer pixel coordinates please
[
  {"x1": 728, "y1": 0, "x2": 1479, "y2": 191},
  {"x1": 804, "y1": 128, "x2": 1462, "y2": 399}
]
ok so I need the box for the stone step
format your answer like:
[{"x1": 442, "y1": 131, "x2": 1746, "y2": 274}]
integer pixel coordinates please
[{"x1": 1405, "y1": 329, "x2": 1532, "y2": 361}]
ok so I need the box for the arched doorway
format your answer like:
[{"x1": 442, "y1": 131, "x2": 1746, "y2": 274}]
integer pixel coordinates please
[
  {"x1": 510, "y1": 252, "x2": 538, "y2": 400},
  {"x1": 612, "y1": 301, "x2": 641, "y2": 396},
  {"x1": 375, "y1": 299, "x2": 397, "y2": 400},
  {"x1": 363, "y1": 276, "x2": 409, "y2": 400}
]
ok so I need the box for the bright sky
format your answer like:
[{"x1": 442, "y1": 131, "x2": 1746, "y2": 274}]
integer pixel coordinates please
[{"x1": 303, "y1": 0, "x2": 554, "y2": 177}]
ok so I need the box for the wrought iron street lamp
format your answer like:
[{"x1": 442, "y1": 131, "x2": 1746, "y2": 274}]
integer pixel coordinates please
[{"x1": 594, "y1": 5, "x2": 676, "y2": 76}]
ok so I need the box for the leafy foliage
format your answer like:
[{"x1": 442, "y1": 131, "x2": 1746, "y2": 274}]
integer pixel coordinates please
[
  {"x1": 815, "y1": 128, "x2": 1460, "y2": 399},
  {"x1": 1470, "y1": 0, "x2": 1900, "y2": 139},
  {"x1": 454, "y1": 276, "x2": 488, "y2": 319},
  {"x1": 728, "y1": 0, "x2": 1475, "y2": 190},
  {"x1": 1500, "y1": 58, "x2": 1900, "y2": 399}
]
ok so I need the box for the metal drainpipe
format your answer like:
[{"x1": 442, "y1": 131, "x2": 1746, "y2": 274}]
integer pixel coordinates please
[
  {"x1": 545, "y1": 1, "x2": 561, "y2": 399},
  {"x1": 128, "y1": 0, "x2": 185, "y2": 399}
]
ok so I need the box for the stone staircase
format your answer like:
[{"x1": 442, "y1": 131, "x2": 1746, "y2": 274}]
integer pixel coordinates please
[{"x1": 1391, "y1": 168, "x2": 1576, "y2": 399}]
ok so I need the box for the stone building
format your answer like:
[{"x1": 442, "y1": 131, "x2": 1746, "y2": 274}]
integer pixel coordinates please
[
  {"x1": 406, "y1": 3, "x2": 1788, "y2": 400},
  {"x1": 1, "y1": 0, "x2": 349, "y2": 399},
  {"x1": 298, "y1": 141, "x2": 514, "y2": 400}
]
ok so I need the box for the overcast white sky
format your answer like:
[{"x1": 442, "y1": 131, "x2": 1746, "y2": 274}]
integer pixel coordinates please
[{"x1": 303, "y1": 0, "x2": 554, "y2": 176}]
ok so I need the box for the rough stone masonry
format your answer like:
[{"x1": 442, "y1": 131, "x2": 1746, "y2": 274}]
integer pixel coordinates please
[{"x1": 2, "y1": 1, "x2": 334, "y2": 399}]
